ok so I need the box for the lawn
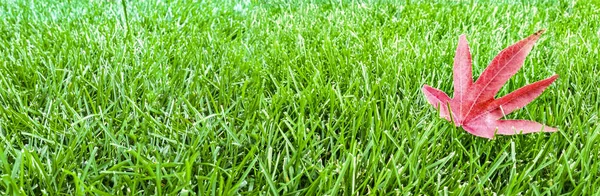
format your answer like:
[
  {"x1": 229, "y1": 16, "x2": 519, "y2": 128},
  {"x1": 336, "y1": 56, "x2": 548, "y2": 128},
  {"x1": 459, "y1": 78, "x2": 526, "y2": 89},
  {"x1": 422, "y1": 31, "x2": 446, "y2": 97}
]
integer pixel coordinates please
[{"x1": 0, "y1": 0, "x2": 599, "y2": 195}]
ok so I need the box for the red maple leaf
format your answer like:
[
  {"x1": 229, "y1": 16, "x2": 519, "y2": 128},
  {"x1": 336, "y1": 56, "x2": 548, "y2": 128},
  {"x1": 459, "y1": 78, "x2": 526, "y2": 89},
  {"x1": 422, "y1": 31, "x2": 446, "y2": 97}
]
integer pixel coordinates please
[{"x1": 422, "y1": 30, "x2": 558, "y2": 139}]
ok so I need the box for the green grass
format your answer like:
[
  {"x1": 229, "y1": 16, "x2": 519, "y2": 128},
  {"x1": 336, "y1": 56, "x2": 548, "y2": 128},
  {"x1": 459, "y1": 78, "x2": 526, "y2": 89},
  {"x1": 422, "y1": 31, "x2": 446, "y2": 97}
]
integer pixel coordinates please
[{"x1": 0, "y1": 0, "x2": 599, "y2": 195}]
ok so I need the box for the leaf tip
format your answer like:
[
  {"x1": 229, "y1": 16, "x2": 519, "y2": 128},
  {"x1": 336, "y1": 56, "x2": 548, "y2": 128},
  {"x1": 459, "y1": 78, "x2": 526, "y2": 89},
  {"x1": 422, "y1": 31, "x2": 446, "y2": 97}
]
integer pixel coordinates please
[
  {"x1": 543, "y1": 126, "x2": 558, "y2": 133},
  {"x1": 535, "y1": 29, "x2": 546, "y2": 36},
  {"x1": 421, "y1": 84, "x2": 431, "y2": 91},
  {"x1": 545, "y1": 74, "x2": 559, "y2": 84}
]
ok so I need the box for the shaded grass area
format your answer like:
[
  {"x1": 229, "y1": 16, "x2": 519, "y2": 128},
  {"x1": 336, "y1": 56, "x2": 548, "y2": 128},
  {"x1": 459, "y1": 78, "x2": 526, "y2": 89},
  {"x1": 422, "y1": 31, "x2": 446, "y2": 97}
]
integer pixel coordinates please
[{"x1": 0, "y1": 0, "x2": 598, "y2": 195}]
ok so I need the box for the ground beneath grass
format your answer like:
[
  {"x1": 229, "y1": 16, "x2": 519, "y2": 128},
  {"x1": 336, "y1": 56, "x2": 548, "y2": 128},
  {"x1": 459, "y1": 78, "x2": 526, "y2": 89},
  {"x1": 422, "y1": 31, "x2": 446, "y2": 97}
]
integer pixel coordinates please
[{"x1": 0, "y1": 0, "x2": 599, "y2": 195}]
